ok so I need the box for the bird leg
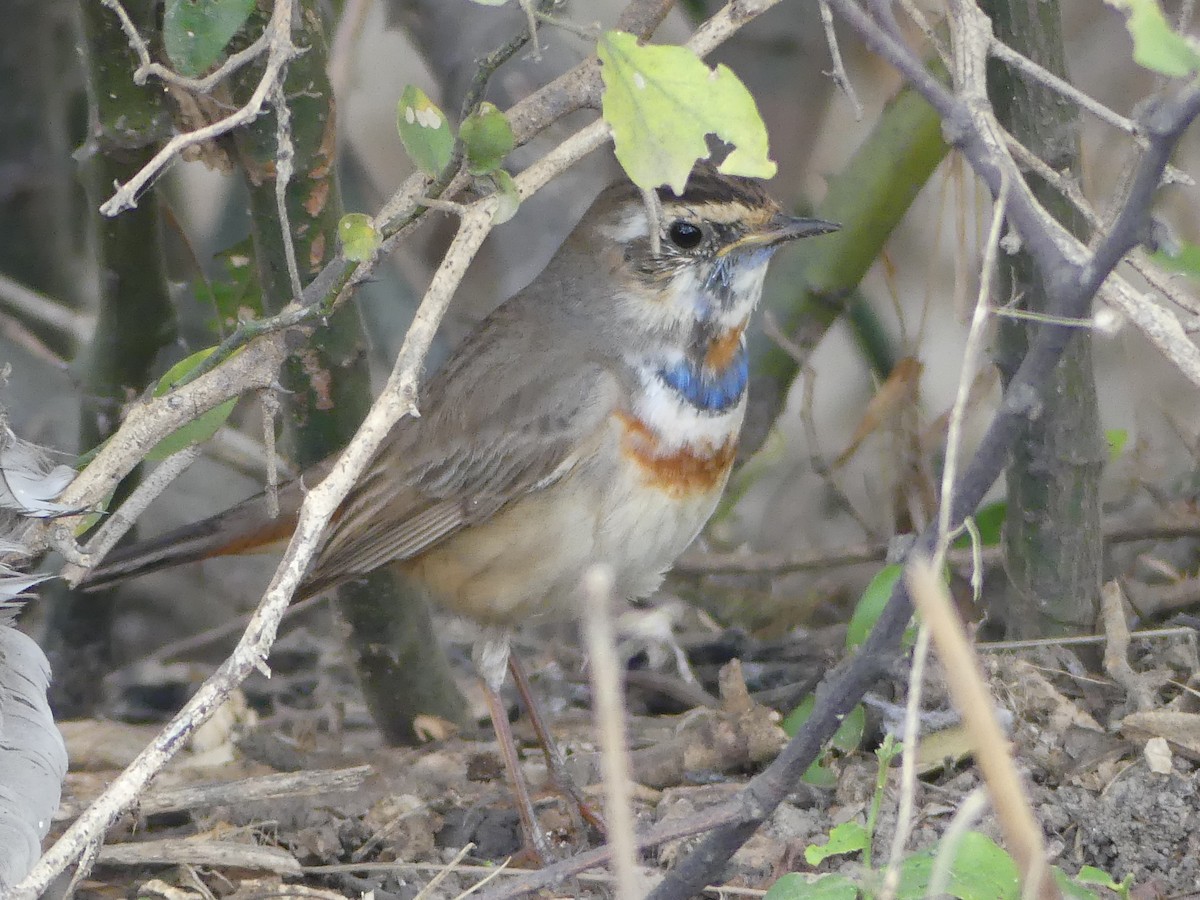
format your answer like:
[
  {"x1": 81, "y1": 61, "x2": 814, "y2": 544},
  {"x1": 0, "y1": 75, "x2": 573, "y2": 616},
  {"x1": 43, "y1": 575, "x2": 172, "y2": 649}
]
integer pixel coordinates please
[
  {"x1": 507, "y1": 653, "x2": 607, "y2": 836},
  {"x1": 474, "y1": 632, "x2": 553, "y2": 863}
]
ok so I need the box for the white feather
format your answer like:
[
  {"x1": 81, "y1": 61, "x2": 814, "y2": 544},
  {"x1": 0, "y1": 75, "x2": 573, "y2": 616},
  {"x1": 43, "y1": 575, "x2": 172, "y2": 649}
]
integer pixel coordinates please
[{"x1": 630, "y1": 365, "x2": 747, "y2": 452}]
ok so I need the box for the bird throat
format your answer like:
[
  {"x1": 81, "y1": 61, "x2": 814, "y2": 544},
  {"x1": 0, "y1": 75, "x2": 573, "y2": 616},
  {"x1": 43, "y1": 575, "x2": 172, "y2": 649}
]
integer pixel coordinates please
[{"x1": 655, "y1": 326, "x2": 749, "y2": 413}]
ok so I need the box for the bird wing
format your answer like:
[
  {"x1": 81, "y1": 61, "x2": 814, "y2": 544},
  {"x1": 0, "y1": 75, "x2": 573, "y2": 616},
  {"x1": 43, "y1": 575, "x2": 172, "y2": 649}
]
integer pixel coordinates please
[{"x1": 301, "y1": 359, "x2": 620, "y2": 595}]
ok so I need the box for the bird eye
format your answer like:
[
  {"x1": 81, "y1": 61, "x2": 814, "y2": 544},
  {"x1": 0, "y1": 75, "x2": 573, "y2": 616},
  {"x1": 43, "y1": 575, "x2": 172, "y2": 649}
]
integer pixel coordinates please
[{"x1": 668, "y1": 220, "x2": 703, "y2": 250}]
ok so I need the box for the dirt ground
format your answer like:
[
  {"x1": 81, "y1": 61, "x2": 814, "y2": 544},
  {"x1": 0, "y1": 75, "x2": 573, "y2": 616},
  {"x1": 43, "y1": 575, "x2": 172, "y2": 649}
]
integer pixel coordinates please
[{"x1": 44, "y1": 599, "x2": 1200, "y2": 900}]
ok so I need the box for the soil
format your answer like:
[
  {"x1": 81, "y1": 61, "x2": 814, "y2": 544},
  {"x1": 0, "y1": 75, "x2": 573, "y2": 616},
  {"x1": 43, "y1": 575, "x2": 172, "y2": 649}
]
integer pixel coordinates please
[{"x1": 45, "y1": 607, "x2": 1200, "y2": 900}]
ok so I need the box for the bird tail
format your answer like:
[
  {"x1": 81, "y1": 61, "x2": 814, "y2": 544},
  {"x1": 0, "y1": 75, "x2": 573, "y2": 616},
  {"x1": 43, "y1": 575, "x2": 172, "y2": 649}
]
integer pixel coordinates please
[{"x1": 79, "y1": 488, "x2": 301, "y2": 592}]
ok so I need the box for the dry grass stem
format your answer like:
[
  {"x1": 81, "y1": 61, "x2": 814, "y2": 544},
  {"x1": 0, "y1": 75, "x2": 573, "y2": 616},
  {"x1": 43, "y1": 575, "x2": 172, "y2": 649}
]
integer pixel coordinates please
[
  {"x1": 581, "y1": 563, "x2": 644, "y2": 900},
  {"x1": 905, "y1": 559, "x2": 1055, "y2": 899}
]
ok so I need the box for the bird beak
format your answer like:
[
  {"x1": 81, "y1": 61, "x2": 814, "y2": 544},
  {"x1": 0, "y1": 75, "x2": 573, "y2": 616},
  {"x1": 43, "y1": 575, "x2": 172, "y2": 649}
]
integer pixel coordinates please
[{"x1": 719, "y1": 214, "x2": 841, "y2": 256}]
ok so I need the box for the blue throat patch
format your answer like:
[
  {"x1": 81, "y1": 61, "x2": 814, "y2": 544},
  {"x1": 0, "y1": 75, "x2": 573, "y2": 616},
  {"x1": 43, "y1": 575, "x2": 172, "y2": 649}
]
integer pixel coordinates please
[{"x1": 657, "y1": 344, "x2": 749, "y2": 413}]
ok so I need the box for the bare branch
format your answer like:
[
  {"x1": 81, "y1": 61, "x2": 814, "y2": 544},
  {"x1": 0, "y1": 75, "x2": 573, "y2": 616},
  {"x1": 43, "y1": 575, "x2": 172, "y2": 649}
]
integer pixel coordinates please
[
  {"x1": 98, "y1": 0, "x2": 301, "y2": 216},
  {"x1": 819, "y1": 0, "x2": 864, "y2": 119},
  {"x1": 99, "y1": 0, "x2": 273, "y2": 91}
]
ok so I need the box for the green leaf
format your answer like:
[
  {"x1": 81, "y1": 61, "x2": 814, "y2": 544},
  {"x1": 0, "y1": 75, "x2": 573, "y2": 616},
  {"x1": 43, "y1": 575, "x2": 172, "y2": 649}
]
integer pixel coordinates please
[
  {"x1": 1152, "y1": 241, "x2": 1200, "y2": 276},
  {"x1": 146, "y1": 348, "x2": 239, "y2": 461},
  {"x1": 597, "y1": 30, "x2": 775, "y2": 192},
  {"x1": 833, "y1": 704, "x2": 866, "y2": 751},
  {"x1": 953, "y1": 501, "x2": 1007, "y2": 549},
  {"x1": 489, "y1": 169, "x2": 521, "y2": 224},
  {"x1": 782, "y1": 697, "x2": 865, "y2": 785},
  {"x1": 764, "y1": 873, "x2": 859, "y2": 900},
  {"x1": 460, "y1": 102, "x2": 514, "y2": 175},
  {"x1": 1055, "y1": 869, "x2": 1102, "y2": 900},
  {"x1": 782, "y1": 696, "x2": 865, "y2": 749},
  {"x1": 163, "y1": 0, "x2": 255, "y2": 78},
  {"x1": 1106, "y1": 428, "x2": 1129, "y2": 462},
  {"x1": 1073, "y1": 867, "x2": 1116, "y2": 889},
  {"x1": 1069, "y1": 865, "x2": 1131, "y2": 897},
  {"x1": 805, "y1": 821, "x2": 869, "y2": 866},
  {"x1": 846, "y1": 564, "x2": 903, "y2": 648},
  {"x1": 1109, "y1": 0, "x2": 1200, "y2": 76},
  {"x1": 397, "y1": 86, "x2": 454, "y2": 176},
  {"x1": 202, "y1": 238, "x2": 262, "y2": 335},
  {"x1": 338, "y1": 213, "x2": 381, "y2": 262},
  {"x1": 897, "y1": 832, "x2": 1021, "y2": 900}
]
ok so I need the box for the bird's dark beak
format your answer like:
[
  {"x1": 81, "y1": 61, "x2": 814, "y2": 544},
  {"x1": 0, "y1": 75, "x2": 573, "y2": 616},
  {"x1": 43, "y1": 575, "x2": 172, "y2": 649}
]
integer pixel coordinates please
[{"x1": 718, "y1": 214, "x2": 841, "y2": 256}]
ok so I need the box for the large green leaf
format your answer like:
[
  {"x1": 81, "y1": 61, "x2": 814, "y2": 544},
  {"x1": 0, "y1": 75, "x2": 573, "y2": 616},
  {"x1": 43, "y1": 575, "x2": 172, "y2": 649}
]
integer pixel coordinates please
[{"x1": 597, "y1": 30, "x2": 775, "y2": 192}]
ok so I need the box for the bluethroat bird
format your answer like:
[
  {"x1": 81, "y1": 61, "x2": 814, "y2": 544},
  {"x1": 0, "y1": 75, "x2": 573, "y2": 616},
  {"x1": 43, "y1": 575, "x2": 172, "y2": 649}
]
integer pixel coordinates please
[{"x1": 84, "y1": 166, "x2": 838, "y2": 852}]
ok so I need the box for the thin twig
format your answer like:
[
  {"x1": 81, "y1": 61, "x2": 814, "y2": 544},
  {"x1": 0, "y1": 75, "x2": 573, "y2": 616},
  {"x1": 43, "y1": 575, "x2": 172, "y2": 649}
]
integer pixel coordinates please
[
  {"x1": 99, "y1": 0, "x2": 273, "y2": 91},
  {"x1": 260, "y1": 387, "x2": 282, "y2": 519},
  {"x1": 0, "y1": 272, "x2": 92, "y2": 344},
  {"x1": 878, "y1": 625, "x2": 930, "y2": 900},
  {"x1": 99, "y1": 0, "x2": 301, "y2": 216},
  {"x1": 414, "y1": 843, "x2": 477, "y2": 900},
  {"x1": 884, "y1": 185, "x2": 1007, "y2": 896},
  {"x1": 988, "y1": 37, "x2": 1144, "y2": 139},
  {"x1": 60, "y1": 446, "x2": 201, "y2": 585},
  {"x1": 819, "y1": 0, "x2": 864, "y2": 119},
  {"x1": 937, "y1": 174, "x2": 1010, "y2": 558},
  {"x1": 272, "y1": 80, "x2": 304, "y2": 303},
  {"x1": 328, "y1": 0, "x2": 374, "y2": 103}
]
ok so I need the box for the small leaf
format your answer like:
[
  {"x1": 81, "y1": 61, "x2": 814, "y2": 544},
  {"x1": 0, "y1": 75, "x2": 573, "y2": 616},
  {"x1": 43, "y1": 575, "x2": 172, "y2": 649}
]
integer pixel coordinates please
[
  {"x1": 1152, "y1": 241, "x2": 1200, "y2": 276},
  {"x1": 460, "y1": 102, "x2": 514, "y2": 175},
  {"x1": 832, "y1": 704, "x2": 866, "y2": 752},
  {"x1": 1106, "y1": 428, "x2": 1129, "y2": 462},
  {"x1": 763, "y1": 873, "x2": 859, "y2": 900},
  {"x1": 397, "y1": 85, "x2": 454, "y2": 176},
  {"x1": 782, "y1": 697, "x2": 864, "y2": 786},
  {"x1": 597, "y1": 30, "x2": 775, "y2": 192},
  {"x1": 846, "y1": 564, "x2": 903, "y2": 649},
  {"x1": 1108, "y1": 0, "x2": 1200, "y2": 76},
  {"x1": 1054, "y1": 869, "x2": 1102, "y2": 900},
  {"x1": 804, "y1": 821, "x2": 869, "y2": 866},
  {"x1": 163, "y1": 0, "x2": 255, "y2": 78},
  {"x1": 489, "y1": 169, "x2": 521, "y2": 224},
  {"x1": 1074, "y1": 867, "x2": 1119, "y2": 890},
  {"x1": 147, "y1": 348, "x2": 239, "y2": 461},
  {"x1": 338, "y1": 213, "x2": 381, "y2": 262},
  {"x1": 201, "y1": 237, "x2": 262, "y2": 336}
]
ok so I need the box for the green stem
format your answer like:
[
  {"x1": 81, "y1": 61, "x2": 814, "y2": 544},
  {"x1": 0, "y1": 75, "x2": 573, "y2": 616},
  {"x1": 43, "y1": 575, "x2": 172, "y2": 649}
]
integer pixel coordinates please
[
  {"x1": 980, "y1": 0, "x2": 1102, "y2": 639},
  {"x1": 228, "y1": 0, "x2": 468, "y2": 742}
]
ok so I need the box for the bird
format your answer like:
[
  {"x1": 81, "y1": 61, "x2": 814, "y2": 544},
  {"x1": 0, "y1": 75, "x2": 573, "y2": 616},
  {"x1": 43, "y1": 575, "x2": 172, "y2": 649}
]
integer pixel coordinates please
[{"x1": 82, "y1": 165, "x2": 838, "y2": 854}]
